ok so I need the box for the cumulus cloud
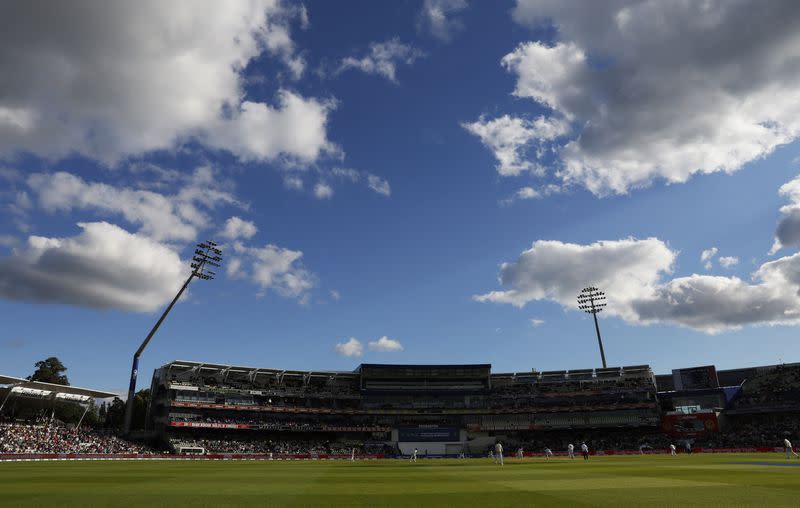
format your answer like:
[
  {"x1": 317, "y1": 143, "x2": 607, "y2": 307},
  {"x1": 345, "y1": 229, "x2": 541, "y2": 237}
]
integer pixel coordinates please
[
  {"x1": 220, "y1": 217, "x2": 258, "y2": 241},
  {"x1": 463, "y1": 115, "x2": 569, "y2": 176},
  {"x1": 204, "y1": 91, "x2": 336, "y2": 163},
  {"x1": 474, "y1": 238, "x2": 676, "y2": 323},
  {"x1": 0, "y1": 1, "x2": 331, "y2": 163},
  {"x1": 417, "y1": 0, "x2": 468, "y2": 42},
  {"x1": 476, "y1": 236, "x2": 800, "y2": 333},
  {"x1": 368, "y1": 336, "x2": 404, "y2": 352},
  {"x1": 468, "y1": 1, "x2": 800, "y2": 195},
  {"x1": 771, "y1": 174, "x2": 800, "y2": 254},
  {"x1": 26, "y1": 168, "x2": 237, "y2": 242},
  {"x1": 719, "y1": 256, "x2": 739, "y2": 268},
  {"x1": 701, "y1": 247, "x2": 718, "y2": 270},
  {"x1": 229, "y1": 241, "x2": 315, "y2": 300},
  {"x1": 313, "y1": 182, "x2": 334, "y2": 200},
  {"x1": 339, "y1": 38, "x2": 423, "y2": 83},
  {"x1": 0, "y1": 222, "x2": 185, "y2": 312},
  {"x1": 335, "y1": 337, "x2": 363, "y2": 357}
]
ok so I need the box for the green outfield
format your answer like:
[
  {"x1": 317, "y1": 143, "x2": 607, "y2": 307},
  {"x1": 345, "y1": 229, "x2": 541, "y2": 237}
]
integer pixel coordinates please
[{"x1": 1, "y1": 454, "x2": 799, "y2": 507}]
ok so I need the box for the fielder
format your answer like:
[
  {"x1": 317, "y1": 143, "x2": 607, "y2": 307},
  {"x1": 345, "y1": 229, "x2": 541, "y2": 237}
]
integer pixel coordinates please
[
  {"x1": 494, "y1": 442, "x2": 504, "y2": 466},
  {"x1": 784, "y1": 438, "x2": 799, "y2": 459},
  {"x1": 411, "y1": 447, "x2": 418, "y2": 462},
  {"x1": 544, "y1": 447, "x2": 553, "y2": 460},
  {"x1": 669, "y1": 444, "x2": 676, "y2": 456},
  {"x1": 567, "y1": 443, "x2": 575, "y2": 459},
  {"x1": 581, "y1": 442, "x2": 589, "y2": 460}
]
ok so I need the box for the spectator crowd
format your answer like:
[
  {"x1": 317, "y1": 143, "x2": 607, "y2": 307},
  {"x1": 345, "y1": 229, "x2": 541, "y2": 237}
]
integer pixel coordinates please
[{"x1": 0, "y1": 422, "x2": 153, "y2": 454}]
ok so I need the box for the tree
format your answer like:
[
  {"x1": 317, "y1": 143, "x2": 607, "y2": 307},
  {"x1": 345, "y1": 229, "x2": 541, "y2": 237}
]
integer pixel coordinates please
[
  {"x1": 104, "y1": 397, "x2": 126, "y2": 431},
  {"x1": 27, "y1": 357, "x2": 69, "y2": 385},
  {"x1": 132, "y1": 389, "x2": 150, "y2": 431}
]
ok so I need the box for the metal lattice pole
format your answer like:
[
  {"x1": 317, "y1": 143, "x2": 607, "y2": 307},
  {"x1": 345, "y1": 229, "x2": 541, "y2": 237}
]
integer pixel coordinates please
[
  {"x1": 123, "y1": 241, "x2": 221, "y2": 436},
  {"x1": 577, "y1": 287, "x2": 608, "y2": 368}
]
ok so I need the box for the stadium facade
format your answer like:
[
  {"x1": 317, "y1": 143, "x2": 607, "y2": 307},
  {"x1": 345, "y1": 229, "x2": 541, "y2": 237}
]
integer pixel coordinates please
[
  {"x1": 148, "y1": 361, "x2": 674, "y2": 455},
  {"x1": 146, "y1": 360, "x2": 800, "y2": 455}
]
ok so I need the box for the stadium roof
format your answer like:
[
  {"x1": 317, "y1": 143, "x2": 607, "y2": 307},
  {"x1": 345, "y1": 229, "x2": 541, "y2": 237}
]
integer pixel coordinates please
[
  {"x1": 357, "y1": 363, "x2": 492, "y2": 370},
  {"x1": 166, "y1": 360, "x2": 358, "y2": 377},
  {"x1": 0, "y1": 374, "x2": 117, "y2": 398}
]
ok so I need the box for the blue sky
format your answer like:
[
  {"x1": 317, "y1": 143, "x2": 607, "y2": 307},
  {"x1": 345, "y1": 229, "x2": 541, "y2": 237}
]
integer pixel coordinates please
[{"x1": 2, "y1": 1, "x2": 800, "y2": 393}]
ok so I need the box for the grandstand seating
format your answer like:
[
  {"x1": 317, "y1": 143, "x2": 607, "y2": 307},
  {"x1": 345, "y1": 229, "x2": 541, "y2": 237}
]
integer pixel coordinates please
[{"x1": 4, "y1": 361, "x2": 800, "y2": 458}]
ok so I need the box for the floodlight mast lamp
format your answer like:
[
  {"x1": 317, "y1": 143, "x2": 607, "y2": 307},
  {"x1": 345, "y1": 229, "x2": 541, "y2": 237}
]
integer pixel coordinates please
[
  {"x1": 123, "y1": 241, "x2": 222, "y2": 436},
  {"x1": 577, "y1": 286, "x2": 608, "y2": 369}
]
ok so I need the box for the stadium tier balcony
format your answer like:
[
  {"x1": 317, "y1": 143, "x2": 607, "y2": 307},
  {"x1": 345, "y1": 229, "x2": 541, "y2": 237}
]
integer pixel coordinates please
[{"x1": 730, "y1": 363, "x2": 800, "y2": 412}]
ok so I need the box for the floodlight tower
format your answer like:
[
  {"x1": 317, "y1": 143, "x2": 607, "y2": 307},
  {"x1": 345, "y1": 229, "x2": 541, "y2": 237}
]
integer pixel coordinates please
[
  {"x1": 577, "y1": 286, "x2": 608, "y2": 369},
  {"x1": 123, "y1": 241, "x2": 222, "y2": 436}
]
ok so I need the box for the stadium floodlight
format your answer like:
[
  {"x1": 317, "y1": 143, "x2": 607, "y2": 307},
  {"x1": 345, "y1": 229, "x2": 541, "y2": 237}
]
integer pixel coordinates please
[
  {"x1": 123, "y1": 240, "x2": 222, "y2": 436},
  {"x1": 577, "y1": 286, "x2": 608, "y2": 369}
]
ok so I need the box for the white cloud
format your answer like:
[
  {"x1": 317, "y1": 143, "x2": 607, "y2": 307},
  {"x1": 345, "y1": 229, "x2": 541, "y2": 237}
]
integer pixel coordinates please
[
  {"x1": 367, "y1": 175, "x2": 391, "y2": 196},
  {"x1": 417, "y1": 0, "x2": 468, "y2": 42},
  {"x1": 331, "y1": 168, "x2": 362, "y2": 182},
  {"x1": 330, "y1": 168, "x2": 391, "y2": 197},
  {"x1": 701, "y1": 247, "x2": 718, "y2": 270},
  {"x1": 0, "y1": 2, "x2": 331, "y2": 163},
  {"x1": 0, "y1": 222, "x2": 185, "y2": 312},
  {"x1": 477, "y1": 236, "x2": 800, "y2": 333},
  {"x1": 463, "y1": 115, "x2": 569, "y2": 176},
  {"x1": 771, "y1": 174, "x2": 800, "y2": 254},
  {"x1": 500, "y1": 184, "x2": 563, "y2": 206},
  {"x1": 335, "y1": 337, "x2": 363, "y2": 357},
  {"x1": 230, "y1": 242, "x2": 315, "y2": 300},
  {"x1": 530, "y1": 318, "x2": 545, "y2": 327},
  {"x1": 226, "y1": 257, "x2": 243, "y2": 279},
  {"x1": 204, "y1": 91, "x2": 336, "y2": 163},
  {"x1": 26, "y1": 168, "x2": 237, "y2": 242},
  {"x1": 284, "y1": 175, "x2": 304, "y2": 191},
  {"x1": 469, "y1": 1, "x2": 800, "y2": 195},
  {"x1": 329, "y1": 289, "x2": 341, "y2": 301},
  {"x1": 0, "y1": 235, "x2": 18, "y2": 248},
  {"x1": 368, "y1": 336, "x2": 404, "y2": 352},
  {"x1": 313, "y1": 182, "x2": 334, "y2": 200},
  {"x1": 719, "y1": 256, "x2": 739, "y2": 268},
  {"x1": 339, "y1": 38, "x2": 423, "y2": 83},
  {"x1": 220, "y1": 216, "x2": 258, "y2": 241},
  {"x1": 474, "y1": 238, "x2": 676, "y2": 323}
]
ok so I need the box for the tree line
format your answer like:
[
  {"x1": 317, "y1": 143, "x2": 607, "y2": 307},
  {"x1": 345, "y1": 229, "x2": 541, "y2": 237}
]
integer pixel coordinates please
[{"x1": 2, "y1": 356, "x2": 150, "y2": 431}]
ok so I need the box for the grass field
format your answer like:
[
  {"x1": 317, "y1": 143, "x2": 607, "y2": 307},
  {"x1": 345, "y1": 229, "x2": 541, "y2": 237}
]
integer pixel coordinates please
[{"x1": 2, "y1": 454, "x2": 800, "y2": 507}]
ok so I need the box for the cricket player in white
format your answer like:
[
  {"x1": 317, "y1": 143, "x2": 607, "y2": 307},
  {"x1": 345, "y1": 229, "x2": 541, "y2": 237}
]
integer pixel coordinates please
[
  {"x1": 544, "y1": 447, "x2": 553, "y2": 460},
  {"x1": 517, "y1": 447, "x2": 524, "y2": 459},
  {"x1": 669, "y1": 444, "x2": 676, "y2": 456},
  {"x1": 567, "y1": 443, "x2": 575, "y2": 459},
  {"x1": 784, "y1": 438, "x2": 799, "y2": 459},
  {"x1": 411, "y1": 448, "x2": 418, "y2": 462},
  {"x1": 350, "y1": 448, "x2": 355, "y2": 462},
  {"x1": 494, "y1": 442, "x2": 504, "y2": 466},
  {"x1": 581, "y1": 442, "x2": 589, "y2": 460}
]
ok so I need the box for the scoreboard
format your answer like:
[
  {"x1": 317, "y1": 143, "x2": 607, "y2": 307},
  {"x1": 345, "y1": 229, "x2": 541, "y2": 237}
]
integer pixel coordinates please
[{"x1": 672, "y1": 365, "x2": 719, "y2": 390}]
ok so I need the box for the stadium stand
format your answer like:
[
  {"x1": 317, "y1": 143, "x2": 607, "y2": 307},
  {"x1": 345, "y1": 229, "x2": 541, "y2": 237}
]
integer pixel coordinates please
[
  {"x1": 147, "y1": 361, "x2": 662, "y2": 456},
  {"x1": 0, "y1": 421, "x2": 152, "y2": 454},
  {"x1": 3, "y1": 361, "x2": 800, "y2": 459}
]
